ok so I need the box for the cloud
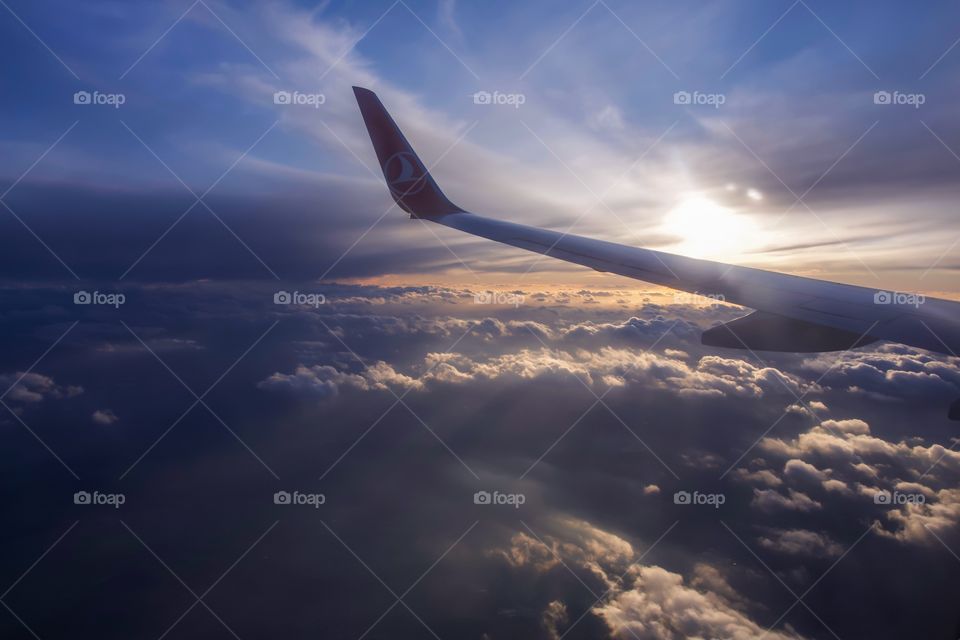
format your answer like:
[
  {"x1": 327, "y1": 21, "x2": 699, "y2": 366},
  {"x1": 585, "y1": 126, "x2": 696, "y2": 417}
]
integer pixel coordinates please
[
  {"x1": 879, "y1": 488, "x2": 960, "y2": 544},
  {"x1": 437, "y1": 0, "x2": 463, "y2": 40},
  {"x1": 743, "y1": 414, "x2": 960, "y2": 546},
  {"x1": 257, "y1": 362, "x2": 421, "y2": 399},
  {"x1": 491, "y1": 517, "x2": 807, "y2": 639},
  {"x1": 492, "y1": 531, "x2": 561, "y2": 573},
  {"x1": 0, "y1": 372, "x2": 82, "y2": 405},
  {"x1": 751, "y1": 488, "x2": 822, "y2": 513},
  {"x1": 757, "y1": 529, "x2": 844, "y2": 558},
  {"x1": 759, "y1": 419, "x2": 960, "y2": 477},
  {"x1": 820, "y1": 419, "x2": 870, "y2": 435},
  {"x1": 733, "y1": 468, "x2": 783, "y2": 488},
  {"x1": 6, "y1": 281, "x2": 960, "y2": 638},
  {"x1": 803, "y1": 349, "x2": 960, "y2": 402},
  {"x1": 588, "y1": 105, "x2": 626, "y2": 131},
  {"x1": 593, "y1": 564, "x2": 805, "y2": 640},
  {"x1": 541, "y1": 600, "x2": 568, "y2": 640},
  {"x1": 783, "y1": 459, "x2": 829, "y2": 484},
  {"x1": 261, "y1": 337, "x2": 809, "y2": 403},
  {"x1": 91, "y1": 409, "x2": 118, "y2": 425}
]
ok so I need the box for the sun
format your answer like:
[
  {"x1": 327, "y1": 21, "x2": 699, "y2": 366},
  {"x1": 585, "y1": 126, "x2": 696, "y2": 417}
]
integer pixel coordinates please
[{"x1": 661, "y1": 196, "x2": 757, "y2": 259}]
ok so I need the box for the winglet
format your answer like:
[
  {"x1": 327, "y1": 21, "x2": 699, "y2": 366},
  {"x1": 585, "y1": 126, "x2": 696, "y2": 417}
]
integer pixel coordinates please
[{"x1": 353, "y1": 86, "x2": 462, "y2": 217}]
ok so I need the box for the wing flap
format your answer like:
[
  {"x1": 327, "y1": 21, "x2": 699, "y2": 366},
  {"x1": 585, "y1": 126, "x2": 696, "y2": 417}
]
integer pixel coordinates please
[{"x1": 701, "y1": 311, "x2": 878, "y2": 352}]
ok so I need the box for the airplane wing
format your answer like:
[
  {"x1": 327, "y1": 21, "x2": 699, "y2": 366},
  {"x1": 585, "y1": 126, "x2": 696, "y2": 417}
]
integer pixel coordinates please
[{"x1": 353, "y1": 86, "x2": 960, "y2": 418}]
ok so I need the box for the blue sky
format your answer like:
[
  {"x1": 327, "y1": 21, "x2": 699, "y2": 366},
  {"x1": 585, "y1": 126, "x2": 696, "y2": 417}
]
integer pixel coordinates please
[{"x1": 4, "y1": 0, "x2": 960, "y2": 292}]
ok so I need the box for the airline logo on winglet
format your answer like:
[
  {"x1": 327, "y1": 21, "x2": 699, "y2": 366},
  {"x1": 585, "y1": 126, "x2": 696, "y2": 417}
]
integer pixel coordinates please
[{"x1": 384, "y1": 151, "x2": 428, "y2": 198}]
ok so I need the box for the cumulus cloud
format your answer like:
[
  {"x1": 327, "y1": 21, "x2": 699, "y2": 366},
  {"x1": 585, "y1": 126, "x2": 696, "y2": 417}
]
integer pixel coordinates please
[
  {"x1": 759, "y1": 419, "x2": 960, "y2": 477},
  {"x1": 757, "y1": 529, "x2": 844, "y2": 558},
  {"x1": 257, "y1": 362, "x2": 421, "y2": 398},
  {"x1": 56, "y1": 281, "x2": 958, "y2": 637},
  {"x1": 880, "y1": 488, "x2": 960, "y2": 543},
  {"x1": 225, "y1": 286, "x2": 960, "y2": 568},
  {"x1": 743, "y1": 416, "x2": 960, "y2": 545},
  {"x1": 783, "y1": 459, "x2": 829, "y2": 484},
  {"x1": 492, "y1": 517, "x2": 806, "y2": 640},
  {"x1": 733, "y1": 467, "x2": 783, "y2": 488},
  {"x1": 492, "y1": 531, "x2": 560, "y2": 573},
  {"x1": 802, "y1": 347, "x2": 960, "y2": 402},
  {"x1": 751, "y1": 488, "x2": 822, "y2": 513},
  {"x1": 594, "y1": 564, "x2": 805, "y2": 640},
  {"x1": 261, "y1": 345, "x2": 809, "y2": 402},
  {"x1": 0, "y1": 372, "x2": 82, "y2": 405},
  {"x1": 786, "y1": 399, "x2": 829, "y2": 417},
  {"x1": 541, "y1": 600, "x2": 568, "y2": 640}
]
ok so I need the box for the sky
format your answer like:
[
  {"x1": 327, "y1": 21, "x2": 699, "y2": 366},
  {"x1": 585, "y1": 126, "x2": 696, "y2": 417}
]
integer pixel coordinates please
[
  {"x1": 3, "y1": 1, "x2": 960, "y2": 639},
  {"x1": 4, "y1": 0, "x2": 960, "y2": 290}
]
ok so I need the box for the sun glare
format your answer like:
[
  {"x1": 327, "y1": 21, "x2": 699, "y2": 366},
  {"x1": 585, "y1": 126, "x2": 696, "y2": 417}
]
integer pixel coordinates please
[{"x1": 662, "y1": 196, "x2": 757, "y2": 259}]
